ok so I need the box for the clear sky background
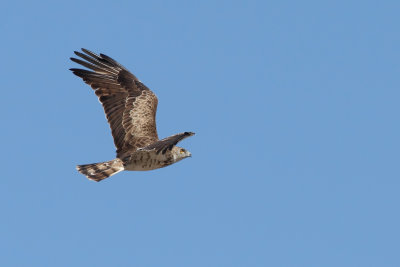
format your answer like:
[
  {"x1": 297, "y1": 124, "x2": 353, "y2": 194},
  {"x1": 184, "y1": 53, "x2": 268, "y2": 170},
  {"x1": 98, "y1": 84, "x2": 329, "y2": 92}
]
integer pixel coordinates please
[{"x1": 1, "y1": 1, "x2": 399, "y2": 266}]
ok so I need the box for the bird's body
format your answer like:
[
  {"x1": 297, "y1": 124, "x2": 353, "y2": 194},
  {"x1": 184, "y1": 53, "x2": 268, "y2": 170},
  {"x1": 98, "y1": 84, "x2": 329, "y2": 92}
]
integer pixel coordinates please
[
  {"x1": 123, "y1": 147, "x2": 185, "y2": 171},
  {"x1": 70, "y1": 49, "x2": 194, "y2": 182}
]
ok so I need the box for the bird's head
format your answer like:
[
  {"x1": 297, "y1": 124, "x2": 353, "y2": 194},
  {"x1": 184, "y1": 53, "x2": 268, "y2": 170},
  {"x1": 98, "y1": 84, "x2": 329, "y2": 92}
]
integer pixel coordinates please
[{"x1": 172, "y1": 146, "x2": 192, "y2": 162}]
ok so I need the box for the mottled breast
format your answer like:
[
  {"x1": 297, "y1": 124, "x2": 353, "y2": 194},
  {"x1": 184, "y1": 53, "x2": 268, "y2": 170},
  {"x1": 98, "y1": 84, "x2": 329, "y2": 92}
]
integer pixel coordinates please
[{"x1": 123, "y1": 150, "x2": 175, "y2": 171}]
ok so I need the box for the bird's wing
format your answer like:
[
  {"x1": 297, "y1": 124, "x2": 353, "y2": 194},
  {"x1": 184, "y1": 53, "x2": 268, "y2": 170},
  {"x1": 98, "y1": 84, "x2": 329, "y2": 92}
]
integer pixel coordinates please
[
  {"x1": 141, "y1": 132, "x2": 195, "y2": 154},
  {"x1": 70, "y1": 48, "x2": 158, "y2": 157}
]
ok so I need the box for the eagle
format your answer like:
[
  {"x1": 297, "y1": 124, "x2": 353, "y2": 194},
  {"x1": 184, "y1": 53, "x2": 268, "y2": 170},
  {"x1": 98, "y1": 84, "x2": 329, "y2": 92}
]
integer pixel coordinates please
[{"x1": 70, "y1": 48, "x2": 194, "y2": 182}]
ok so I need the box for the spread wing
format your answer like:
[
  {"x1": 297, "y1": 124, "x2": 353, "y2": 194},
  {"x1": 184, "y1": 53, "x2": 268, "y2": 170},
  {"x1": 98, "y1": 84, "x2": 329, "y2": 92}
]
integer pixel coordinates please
[
  {"x1": 70, "y1": 48, "x2": 158, "y2": 157},
  {"x1": 141, "y1": 132, "x2": 195, "y2": 154}
]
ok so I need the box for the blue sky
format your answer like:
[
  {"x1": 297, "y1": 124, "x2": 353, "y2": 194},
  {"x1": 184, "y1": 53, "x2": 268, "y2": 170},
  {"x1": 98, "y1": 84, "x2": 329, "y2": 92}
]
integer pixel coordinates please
[{"x1": 1, "y1": 0, "x2": 399, "y2": 266}]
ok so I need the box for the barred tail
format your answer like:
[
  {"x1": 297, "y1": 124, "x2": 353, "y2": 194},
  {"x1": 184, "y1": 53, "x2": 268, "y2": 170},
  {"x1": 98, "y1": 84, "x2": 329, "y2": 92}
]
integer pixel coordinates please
[{"x1": 76, "y1": 158, "x2": 124, "y2": 182}]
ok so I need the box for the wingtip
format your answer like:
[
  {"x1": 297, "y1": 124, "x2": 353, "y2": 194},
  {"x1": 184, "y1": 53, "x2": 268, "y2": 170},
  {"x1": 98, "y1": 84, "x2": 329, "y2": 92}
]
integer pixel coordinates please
[
  {"x1": 185, "y1": 132, "x2": 195, "y2": 136},
  {"x1": 81, "y1": 48, "x2": 98, "y2": 57},
  {"x1": 70, "y1": 57, "x2": 81, "y2": 64}
]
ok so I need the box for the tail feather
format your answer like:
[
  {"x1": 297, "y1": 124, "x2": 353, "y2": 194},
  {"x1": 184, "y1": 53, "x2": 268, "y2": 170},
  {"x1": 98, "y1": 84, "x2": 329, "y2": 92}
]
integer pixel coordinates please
[{"x1": 76, "y1": 158, "x2": 124, "y2": 182}]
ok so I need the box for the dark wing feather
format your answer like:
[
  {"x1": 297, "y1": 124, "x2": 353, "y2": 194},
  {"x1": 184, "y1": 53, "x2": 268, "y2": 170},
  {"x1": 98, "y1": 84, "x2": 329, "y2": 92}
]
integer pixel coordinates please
[
  {"x1": 141, "y1": 132, "x2": 195, "y2": 154},
  {"x1": 70, "y1": 48, "x2": 159, "y2": 156}
]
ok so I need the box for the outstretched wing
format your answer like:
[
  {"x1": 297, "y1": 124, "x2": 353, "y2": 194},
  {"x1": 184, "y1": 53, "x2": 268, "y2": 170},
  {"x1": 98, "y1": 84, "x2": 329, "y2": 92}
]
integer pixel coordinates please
[
  {"x1": 70, "y1": 48, "x2": 158, "y2": 157},
  {"x1": 141, "y1": 132, "x2": 195, "y2": 154}
]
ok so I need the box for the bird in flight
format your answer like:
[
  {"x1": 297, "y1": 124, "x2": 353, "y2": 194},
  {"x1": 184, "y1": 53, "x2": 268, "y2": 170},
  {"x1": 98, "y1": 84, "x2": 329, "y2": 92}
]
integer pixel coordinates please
[{"x1": 70, "y1": 49, "x2": 194, "y2": 182}]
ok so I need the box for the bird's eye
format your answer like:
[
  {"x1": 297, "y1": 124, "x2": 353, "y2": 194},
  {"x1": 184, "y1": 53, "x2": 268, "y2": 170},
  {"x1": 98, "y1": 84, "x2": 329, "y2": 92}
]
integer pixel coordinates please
[{"x1": 180, "y1": 149, "x2": 185, "y2": 154}]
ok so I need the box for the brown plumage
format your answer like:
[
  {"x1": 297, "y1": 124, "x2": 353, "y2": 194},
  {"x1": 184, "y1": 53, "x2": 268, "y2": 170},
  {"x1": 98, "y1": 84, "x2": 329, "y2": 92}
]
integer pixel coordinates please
[
  {"x1": 76, "y1": 159, "x2": 124, "y2": 182},
  {"x1": 70, "y1": 49, "x2": 194, "y2": 182}
]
